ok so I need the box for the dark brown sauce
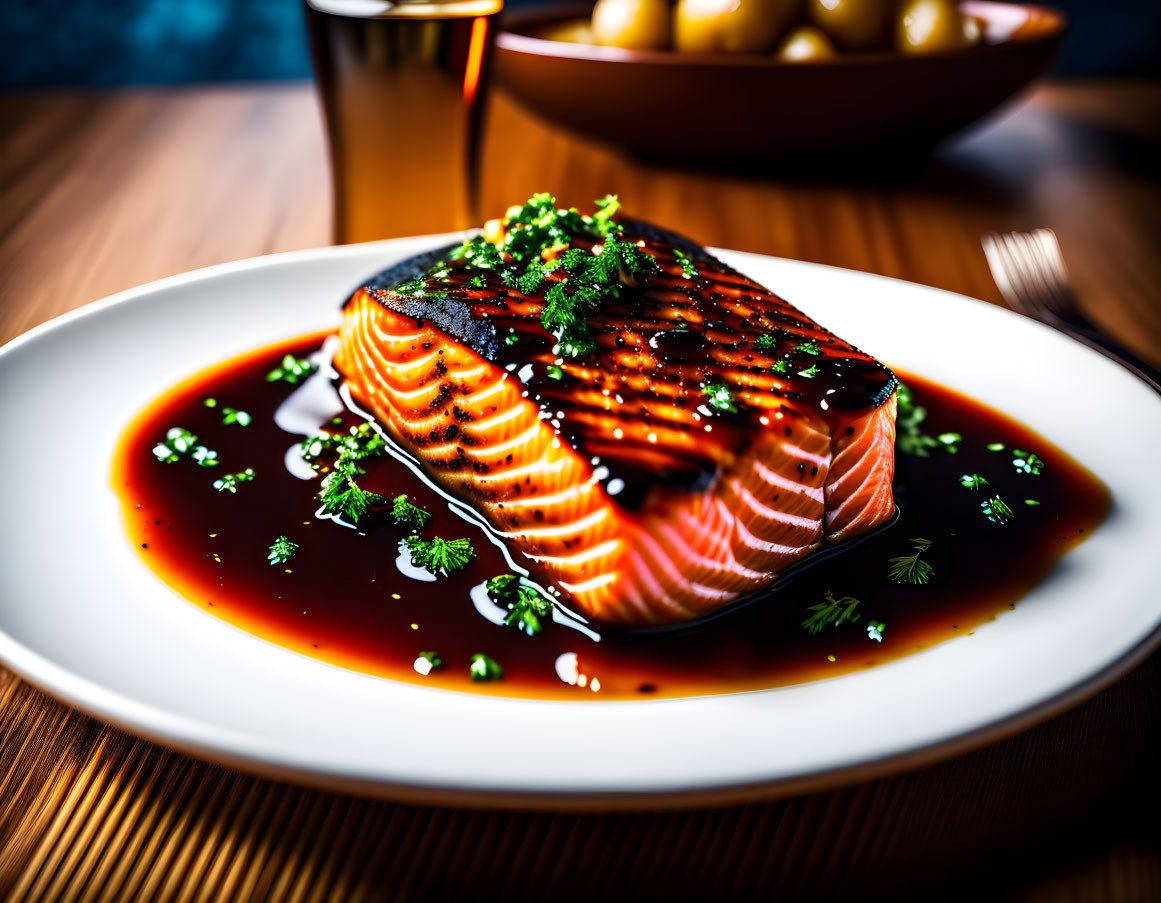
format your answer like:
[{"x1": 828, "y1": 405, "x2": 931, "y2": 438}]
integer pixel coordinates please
[{"x1": 112, "y1": 333, "x2": 1110, "y2": 700}]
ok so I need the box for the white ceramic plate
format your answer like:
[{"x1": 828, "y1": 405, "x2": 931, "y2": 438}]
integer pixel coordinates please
[{"x1": 2, "y1": 238, "x2": 1160, "y2": 809}]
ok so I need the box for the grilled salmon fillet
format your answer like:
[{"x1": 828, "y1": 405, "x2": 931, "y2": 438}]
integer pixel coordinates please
[{"x1": 335, "y1": 214, "x2": 897, "y2": 626}]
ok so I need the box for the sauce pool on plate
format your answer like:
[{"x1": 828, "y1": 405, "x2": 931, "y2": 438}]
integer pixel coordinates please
[{"x1": 111, "y1": 333, "x2": 1110, "y2": 700}]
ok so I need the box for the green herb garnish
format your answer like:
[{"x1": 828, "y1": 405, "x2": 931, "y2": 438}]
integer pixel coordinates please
[
  {"x1": 701, "y1": 381, "x2": 737, "y2": 413},
  {"x1": 895, "y1": 382, "x2": 940, "y2": 457},
  {"x1": 265, "y1": 354, "x2": 316, "y2": 385},
  {"x1": 673, "y1": 248, "x2": 698, "y2": 279},
  {"x1": 755, "y1": 333, "x2": 779, "y2": 351},
  {"x1": 987, "y1": 442, "x2": 1005, "y2": 452},
  {"x1": 267, "y1": 535, "x2": 299, "y2": 565},
  {"x1": 938, "y1": 432, "x2": 961, "y2": 453},
  {"x1": 469, "y1": 653, "x2": 503, "y2": 682},
  {"x1": 391, "y1": 494, "x2": 432, "y2": 531},
  {"x1": 794, "y1": 340, "x2": 821, "y2": 356},
  {"x1": 1012, "y1": 449, "x2": 1046, "y2": 475},
  {"x1": 213, "y1": 468, "x2": 255, "y2": 493},
  {"x1": 887, "y1": 538, "x2": 934, "y2": 585},
  {"x1": 797, "y1": 364, "x2": 821, "y2": 379},
  {"x1": 440, "y1": 194, "x2": 657, "y2": 359},
  {"x1": 486, "y1": 574, "x2": 553, "y2": 635},
  {"x1": 221, "y1": 407, "x2": 252, "y2": 427},
  {"x1": 802, "y1": 591, "x2": 862, "y2": 635},
  {"x1": 981, "y1": 496, "x2": 1015, "y2": 524},
  {"x1": 404, "y1": 535, "x2": 475, "y2": 576},
  {"x1": 959, "y1": 473, "x2": 989, "y2": 490},
  {"x1": 416, "y1": 651, "x2": 443, "y2": 672},
  {"x1": 317, "y1": 464, "x2": 382, "y2": 522},
  {"x1": 771, "y1": 360, "x2": 790, "y2": 374}
]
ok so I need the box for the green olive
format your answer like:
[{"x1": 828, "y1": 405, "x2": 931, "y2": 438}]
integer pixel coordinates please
[
  {"x1": 590, "y1": 0, "x2": 670, "y2": 50},
  {"x1": 896, "y1": 0, "x2": 983, "y2": 55},
  {"x1": 776, "y1": 24, "x2": 839, "y2": 61},
  {"x1": 807, "y1": 0, "x2": 893, "y2": 51},
  {"x1": 674, "y1": 0, "x2": 800, "y2": 54}
]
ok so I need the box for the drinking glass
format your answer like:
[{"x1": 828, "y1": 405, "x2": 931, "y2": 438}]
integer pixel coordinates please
[{"x1": 304, "y1": 0, "x2": 502, "y2": 243}]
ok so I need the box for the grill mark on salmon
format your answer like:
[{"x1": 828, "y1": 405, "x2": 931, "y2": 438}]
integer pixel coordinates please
[{"x1": 335, "y1": 220, "x2": 897, "y2": 625}]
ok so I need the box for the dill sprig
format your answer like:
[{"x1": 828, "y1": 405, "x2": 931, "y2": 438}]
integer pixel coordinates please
[
  {"x1": 887, "y1": 538, "x2": 934, "y2": 585},
  {"x1": 486, "y1": 574, "x2": 553, "y2": 635},
  {"x1": 391, "y1": 494, "x2": 431, "y2": 531},
  {"x1": 267, "y1": 536, "x2": 299, "y2": 565},
  {"x1": 404, "y1": 535, "x2": 475, "y2": 576},
  {"x1": 317, "y1": 463, "x2": 383, "y2": 522},
  {"x1": 802, "y1": 591, "x2": 862, "y2": 635}
]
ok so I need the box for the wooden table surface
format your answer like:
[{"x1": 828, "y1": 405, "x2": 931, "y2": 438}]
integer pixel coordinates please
[{"x1": 1, "y1": 80, "x2": 1160, "y2": 902}]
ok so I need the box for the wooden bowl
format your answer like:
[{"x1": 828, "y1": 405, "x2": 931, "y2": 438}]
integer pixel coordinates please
[{"x1": 494, "y1": 2, "x2": 1066, "y2": 164}]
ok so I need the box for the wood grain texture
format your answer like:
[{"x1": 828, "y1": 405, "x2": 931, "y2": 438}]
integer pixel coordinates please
[{"x1": 1, "y1": 80, "x2": 1160, "y2": 901}]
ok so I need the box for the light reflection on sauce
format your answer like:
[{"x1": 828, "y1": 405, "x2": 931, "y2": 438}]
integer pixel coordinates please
[{"x1": 111, "y1": 333, "x2": 1111, "y2": 700}]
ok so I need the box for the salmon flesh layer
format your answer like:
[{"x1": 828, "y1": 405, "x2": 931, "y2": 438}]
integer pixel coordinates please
[{"x1": 335, "y1": 220, "x2": 897, "y2": 626}]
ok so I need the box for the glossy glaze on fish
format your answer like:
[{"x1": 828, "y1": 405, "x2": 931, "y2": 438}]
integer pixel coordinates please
[{"x1": 335, "y1": 220, "x2": 897, "y2": 625}]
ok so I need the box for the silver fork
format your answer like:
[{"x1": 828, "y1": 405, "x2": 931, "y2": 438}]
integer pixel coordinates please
[{"x1": 982, "y1": 229, "x2": 1161, "y2": 394}]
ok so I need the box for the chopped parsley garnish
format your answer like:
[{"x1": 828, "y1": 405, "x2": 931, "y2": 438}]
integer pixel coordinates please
[
  {"x1": 404, "y1": 535, "x2": 475, "y2": 576},
  {"x1": 794, "y1": 340, "x2": 821, "y2": 356},
  {"x1": 755, "y1": 333, "x2": 779, "y2": 351},
  {"x1": 317, "y1": 465, "x2": 382, "y2": 522},
  {"x1": 391, "y1": 494, "x2": 431, "y2": 531},
  {"x1": 938, "y1": 432, "x2": 961, "y2": 453},
  {"x1": 981, "y1": 495, "x2": 1015, "y2": 524},
  {"x1": 432, "y1": 194, "x2": 658, "y2": 359},
  {"x1": 469, "y1": 653, "x2": 503, "y2": 682},
  {"x1": 1012, "y1": 449, "x2": 1046, "y2": 475},
  {"x1": 771, "y1": 360, "x2": 790, "y2": 374},
  {"x1": 213, "y1": 468, "x2": 255, "y2": 493},
  {"x1": 673, "y1": 248, "x2": 698, "y2": 279},
  {"x1": 895, "y1": 382, "x2": 940, "y2": 457},
  {"x1": 267, "y1": 535, "x2": 299, "y2": 565},
  {"x1": 303, "y1": 423, "x2": 391, "y2": 523},
  {"x1": 265, "y1": 354, "x2": 316, "y2": 385},
  {"x1": 486, "y1": 574, "x2": 553, "y2": 635},
  {"x1": 887, "y1": 537, "x2": 934, "y2": 585},
  {"x1": 959, "y1": 473, "x2": 989, "y2": 490},
  {"x1": 153, "y1": 427, "x2": 211, "y2": 464},
  {"x1": 802, "y1": 591, "x2": 862, "y2": 635},
  {"x1": 416, "y1": 651, "x2": 443, "y2": 672},
  {"x1": 466, "y1": 274, "x2": 486, "y2": 289},
  {"x1": 797, "y1": 364, "x2": 820, "y2": 378},
  {"x1": 221, "y1": 407, "x2": 251, "y2": 427},
  {"x1": 546, "y1": 364, "x2": 564, "y2": 380},
  {"x1": 701, "y1": 381, "x2": 737, "y2": 413}
]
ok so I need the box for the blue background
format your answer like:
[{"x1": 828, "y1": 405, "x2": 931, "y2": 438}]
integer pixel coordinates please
[{"x1": 1, "y1": 0, "x2": 1158, "y2": 89}]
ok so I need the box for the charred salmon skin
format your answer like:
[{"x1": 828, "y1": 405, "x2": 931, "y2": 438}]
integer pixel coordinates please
[{"x1": 335, "y1": 195, "x2": 897, "y2": 625}]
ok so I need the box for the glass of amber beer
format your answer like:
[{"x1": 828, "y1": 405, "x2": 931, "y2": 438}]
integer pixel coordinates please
[{"x1": 305, "y1": 0, "x2": 502, "y2": 243}]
